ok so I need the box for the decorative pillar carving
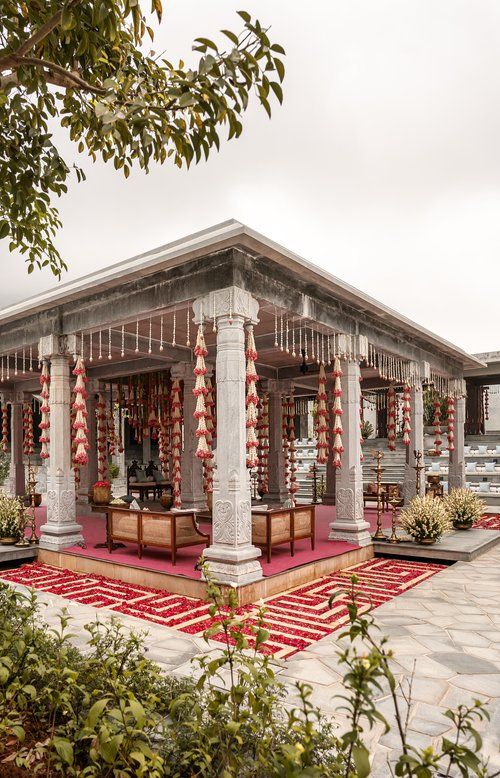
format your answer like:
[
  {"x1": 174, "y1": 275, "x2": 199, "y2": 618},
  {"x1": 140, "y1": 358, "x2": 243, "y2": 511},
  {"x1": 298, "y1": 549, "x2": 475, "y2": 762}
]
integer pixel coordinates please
[
  {"x1": 172, "y1": 360, "x2": 207, "y2": 510},
  {"x1": 449, "y1": 393, "x2": 466, "y2": 489},
  {"x1": 266, "y1": 379, "x2": 292, "y2": 504},
  {"x1": 38, "y1": 334, "x2": 84, "y2": 550},
  {"x1": 329, "y1": 338, "x2": 371, "y2": 546},
  {"x1": 194, "y1": 286, "x2": 262, "y2": 586},
  {"x1": 403, "y1": 384, "x2": 425, "y2": 502}
]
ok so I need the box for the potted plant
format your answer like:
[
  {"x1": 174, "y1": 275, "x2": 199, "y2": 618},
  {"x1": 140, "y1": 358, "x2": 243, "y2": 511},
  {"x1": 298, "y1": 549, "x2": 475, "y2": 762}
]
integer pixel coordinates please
[
  {"x1": 108, "y1": 462, "x2": 120, "y2": 482},
  {"x1": 399, "y1": 495, "x2": 451, "y2": 545},
  {"x1": 444, "y1": 488, "x2": 483, "y2": 530},
  {"x1": 92, "y1": 480, "x2": 112, "y2": 505},
  {"x1": 0, "y1": 494, "x2": 22, "y2": 544}
]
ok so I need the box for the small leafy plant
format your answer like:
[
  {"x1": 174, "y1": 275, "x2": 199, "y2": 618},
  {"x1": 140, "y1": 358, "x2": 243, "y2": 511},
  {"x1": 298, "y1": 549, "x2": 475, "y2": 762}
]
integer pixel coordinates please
[
  {"x1": 399, "y1": 494, "x2": 452, "y2": 543},
  {"x1": 0, "y1": 493, "x2": 22, "y2": 540},
  {"x1": 444, "y1": 488, "x2": 484, "y2": 530}
]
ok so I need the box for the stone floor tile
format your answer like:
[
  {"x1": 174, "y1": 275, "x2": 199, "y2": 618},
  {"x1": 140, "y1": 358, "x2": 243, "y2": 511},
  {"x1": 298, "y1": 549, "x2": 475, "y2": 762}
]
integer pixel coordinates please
[
  {"x1": 430, "y1": 651, "x2": 499, "y2": 675},
  {"x1": 447, "y1": 629, "x2": 491, "y2": 648},
  {"x1": 450, "y1": 673, "x2": 500, "y2": 697},
  {"x1": 280, "y1": 658, "x2": 341, "y2": 686},
  {"x1": 394, "y1": 654, "x2": 455, "y2": 680}
]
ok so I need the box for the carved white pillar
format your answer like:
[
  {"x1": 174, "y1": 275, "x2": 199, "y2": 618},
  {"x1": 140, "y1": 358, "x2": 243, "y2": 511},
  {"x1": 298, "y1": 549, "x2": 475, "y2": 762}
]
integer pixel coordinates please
[
  {"x1": 172, "y1": 361, "x2": 206, "y2": 510},
  {"x1": 194, "y1": 286, "x2": 262, "y2": 586},
  {"x1": 330, "y1": 339, "x2": 371, "y2": 546},
  {"x1": 4, "y1": 393, "x2": 24, "y2": 497},
  {"x1": 38, "y1": 335, "x2": 83, "y2": 550},
  {"x1": 449, "y1": 394, "x2": 466, "y2": 489},
  {"x1": 403, "y1": 384, "x2": 425, "y2": 502},
  {"x1": 267, "y1": 379, "x2": 290, "y2": 504}
]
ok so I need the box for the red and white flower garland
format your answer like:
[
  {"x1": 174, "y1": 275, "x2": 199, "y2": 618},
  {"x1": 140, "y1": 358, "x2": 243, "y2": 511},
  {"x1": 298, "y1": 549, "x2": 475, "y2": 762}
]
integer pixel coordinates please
[
  {"x1": 258, "y1": 391, "x2": 269, "y2": 494},
  {"x1": 387, "y1": 385, "x2": 396, "y2": 451},
  {"x1": 39, "y1": 361, "x2": 50, "y2": 460},
  {"x1": 1, "y1": 402, "x2": 8, "y2": 455},
  {"x1": 245, "y1": 325, "x2": 259, "y2": 469},
  {"x1": 402, "y1": 385, "x2": 411, "y2": 446},
  {"x1": 332, "y1": 356, "x2": 343, "y2": 468},
  {"x1": 316, "y1": 363, "x2": 329, "y2": 465},
  {"x1": 23, "y1": 403, "x2": 34, "y2": 457},
  {"x1": 204, "y1": 376, "x2": 215, "y2": 494},
  {"x1": 108, "y1": 406, "x2": 116, "y2": 458},
  {"x1": 359, "y1": 381, "x2": 364, "y2": 462},
  {"x1": 193, "y1": 324, "x2": 212, "y2": 461},
  {"x1": 433, "y1": 397, "x2": 442, "y2": 455},
  {"x1": 171, "y1": 378, "x2": 183, "y2": 508},
  {"x1": 72, "y1": 357, "x2": 89, "y2": 466},
  {"x1": 446, "y1": 396, "x2": 455, "y2": 452},
  {"x1": 288, "y1": 395, "x2": 299, "y2": 499},
  {"x1": 96, "y1": 393, "x2": 108, "y2": 480},
  {"x1": 282, "y1": 397, "x2": 290, "y2": 488}
]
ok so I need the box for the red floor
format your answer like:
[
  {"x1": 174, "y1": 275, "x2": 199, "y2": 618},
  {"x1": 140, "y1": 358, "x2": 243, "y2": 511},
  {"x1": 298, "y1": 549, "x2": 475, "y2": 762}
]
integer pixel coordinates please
[{"x1": 31, "y1": 505, "x2": 393, "y2": 580}]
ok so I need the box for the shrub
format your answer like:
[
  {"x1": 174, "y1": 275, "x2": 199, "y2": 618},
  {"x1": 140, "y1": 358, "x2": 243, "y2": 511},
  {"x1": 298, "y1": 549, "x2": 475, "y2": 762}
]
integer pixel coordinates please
[
  {"x1": 444, "y1": 488, "x2": 484, "y2": 529},
  {"x1": 0, "y1": 494, "x2": 22, "y2": 540},
  {"x1": 360, "y1": 420, "x2": 374, "y2": 441},
  {"x1": 399, "y1": 494, "x2": 452, "y2": 542}
]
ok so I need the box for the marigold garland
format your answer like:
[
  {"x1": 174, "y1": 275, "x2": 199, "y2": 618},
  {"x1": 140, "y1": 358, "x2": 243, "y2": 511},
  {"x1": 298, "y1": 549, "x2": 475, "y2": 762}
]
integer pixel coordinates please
[
  {"x1": 316, "y1": 363, "x2": 329, "y2": 465},
  {"x1": 359, "y1": 380, "x2": 364, "y2": 463},
  {"x1": 1, "y1": 402, "x2": 8, "y2": 455},
  {"x1": 332, "y1": 356, "x2": 343, "y2": 468},
  {"x1": 96, "y1": 393, "x2": 108, "y2": 480},
  {"x1": 387, "y1": 385, "x2": 396, "y2": 451},
  {"x1": 433, "y1": 397, "x2": 442, "y2": 455},
  {"x1": 23, "y1": 403, "x2": 34, "y2": 457},
  {"x1": 402, "y1": 385, "x2": 412, "y2": 446},
  {"x1": 258, "y1": 391, "x2": 269, "y2": 494},
  {"x1": 171, "y1": 378, "x2": 183, "y2": 508},
  {"x1": 108, "y1": 406, "x2": 116, "y2": 458},
  {"x1": 245, "y1": 325, "x2": 259, "y2": 469},
  {"x1": 282, "y1": 397, "x2": 290, "y2": 488},
  {"x1": 72, "y1": 357, "x2": 89, "y2": 467},
  {"x1": 288, "y1": 395, "x2": 299, "y2": 499},
  {"x1": 193, "y1": 324, "x2": 212, "y2": 461},
  {"x1": 39, "y1": 361, "x2": 50, "y2": 460},
  {"x1": 446, "y1": 396, "x2": 455, "y2": 452},
  {"x1": 204, "y1": 376, "x2": 215, "y2": 494}
]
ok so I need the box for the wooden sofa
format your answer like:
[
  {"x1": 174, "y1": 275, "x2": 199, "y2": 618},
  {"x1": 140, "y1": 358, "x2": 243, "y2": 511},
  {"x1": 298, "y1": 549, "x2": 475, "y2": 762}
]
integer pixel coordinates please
[
  {"x1": 251, "y1": 504, "x2": 315, "y2": 563},
  {"x1": 106, "y1": 506, "x2": 209, "y2": 565}
]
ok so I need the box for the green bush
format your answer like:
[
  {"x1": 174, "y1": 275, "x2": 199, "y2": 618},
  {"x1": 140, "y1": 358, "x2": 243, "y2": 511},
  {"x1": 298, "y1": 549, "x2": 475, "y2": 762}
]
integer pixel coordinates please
[{"x1": 0, "y1": 572, "x2": 494, "y2": 777}]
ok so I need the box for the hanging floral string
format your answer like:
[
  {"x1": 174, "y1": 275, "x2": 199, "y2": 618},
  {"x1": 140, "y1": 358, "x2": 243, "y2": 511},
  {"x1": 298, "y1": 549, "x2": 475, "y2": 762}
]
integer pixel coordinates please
[
  {"x1": 315, "y1": 363, "x2": 329, "y2": 465},
  {"x1": 402, "y1": 385, "x2": 412, "y2": 446},
  {"x1": 171, "y1": 378, "x2": 183, "y2": 508},
  {"x1": 433, "y1": 395, "x2": 442, "y2": 455},
  {"x1": 1, "y1": 402, "x2": 8, "y2": 455},
  {"x1": 282, "y1": 397, "x2": 290, "y2": 488},
  {"x1": 193, "y1": 324, "x2": 212, "y2": 461},
  {"x1": 204, "y1": 376, "x2": 215, "y2": 494},
  {"x1": 288, "y1": 395, "x2": 299, "y2": 500},
  {"x1": 447, "y1": 396, "x2": 455, "y2": 452},
  {"x1": 332, "y1": 356, "x2": 343, "y2": 468},
  {"x1": 108, "y1": 407, "x2": 116, "y2": 458},
  {"x1": 245, "y1": 325, "x2": 259, "y2": 469},
  {"x1": 387, "y1": 385, "x2": 396, "y2": 451},
  {"x1": 258, "y1": 391, "x2": 269, "y2": 494},
  {"x1": 23, "y1": 402, "x2": 34, "y2": 457},
  {"x1": 96, "y1": 393, "x2": 108, "y2": 480},
  {"x1": 72, "y1": 357, "x2": 89, "y2": 466},
  {"x1": 39, "y1": 360, "x2": 50, "y2": 460},
  {"x1": 359, "y1": 380, "x2": 364, "y2": 462}
]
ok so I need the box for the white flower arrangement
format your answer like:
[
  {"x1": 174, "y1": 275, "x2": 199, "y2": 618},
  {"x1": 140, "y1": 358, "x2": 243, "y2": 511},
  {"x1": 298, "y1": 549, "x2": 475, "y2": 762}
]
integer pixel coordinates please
[
  {"x1": 444, "y1": 488, "x2": 483, "y2": 529},
  {"x1": 0, "y1": 493, "x2": 22, "y2": 540},
  {"x1": 399, "y1": 495, "x2": 452, "y2": 543}
]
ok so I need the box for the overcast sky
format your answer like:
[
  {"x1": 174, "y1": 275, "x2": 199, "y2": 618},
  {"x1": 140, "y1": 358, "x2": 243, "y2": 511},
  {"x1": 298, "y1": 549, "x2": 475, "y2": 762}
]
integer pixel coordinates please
[{"x1": 1, "y1": 0, "x2": 499, "y2": 354}]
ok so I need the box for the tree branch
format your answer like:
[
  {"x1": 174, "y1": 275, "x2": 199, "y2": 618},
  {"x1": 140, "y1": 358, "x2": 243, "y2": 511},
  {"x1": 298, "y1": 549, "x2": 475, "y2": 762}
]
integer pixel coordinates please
[
  {"x1": 0, "y1": 0, "x2": 81, "y2": 65},
  {"x1": 0, "y1": 55, "x2": 106, "y2": 95}
]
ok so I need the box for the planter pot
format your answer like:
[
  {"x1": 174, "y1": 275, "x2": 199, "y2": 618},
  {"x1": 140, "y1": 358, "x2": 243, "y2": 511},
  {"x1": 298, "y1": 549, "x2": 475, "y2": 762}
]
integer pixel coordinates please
[
  {"x1": 93, "y1": 486, "x2": 111, "y2": 505},
  {"x1": 415, "y1": 537, "x2": 437, "y2": 545},
  {"x1": 453, "y1": 520, "x2": 473, "y2": 531},
  {"x1": 0, "y1": 537, "x2": 18, "y2": 545},
  {"x1": 160, "y1": 493, "x2": 173, "y2": 510}
]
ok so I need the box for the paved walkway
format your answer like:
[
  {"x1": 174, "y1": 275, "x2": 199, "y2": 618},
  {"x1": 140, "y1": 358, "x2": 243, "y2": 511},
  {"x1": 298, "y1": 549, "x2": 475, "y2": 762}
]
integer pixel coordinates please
[{"x1": 4, "y1": 548, "x2": 500, "y2": 773}]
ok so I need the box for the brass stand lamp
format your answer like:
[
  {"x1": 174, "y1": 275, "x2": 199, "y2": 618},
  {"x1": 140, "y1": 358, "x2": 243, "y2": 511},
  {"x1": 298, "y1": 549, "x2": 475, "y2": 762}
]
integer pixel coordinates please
[{"x1": 371, "y1": 450, "x2": 386, "y2": 540}]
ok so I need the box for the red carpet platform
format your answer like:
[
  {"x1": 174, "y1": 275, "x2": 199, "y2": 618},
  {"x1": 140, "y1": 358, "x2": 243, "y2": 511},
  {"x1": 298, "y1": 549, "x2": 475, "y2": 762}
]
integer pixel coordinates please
[{"x1": 0, "y1": 557, "x2": 445, "y2": 659}]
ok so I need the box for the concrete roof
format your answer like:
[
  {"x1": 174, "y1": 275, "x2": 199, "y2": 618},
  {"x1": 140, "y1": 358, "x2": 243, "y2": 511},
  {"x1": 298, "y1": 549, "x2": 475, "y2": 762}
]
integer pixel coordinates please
[{"x1": 0, "y1": 219, "x2": 483, "y2": 369}]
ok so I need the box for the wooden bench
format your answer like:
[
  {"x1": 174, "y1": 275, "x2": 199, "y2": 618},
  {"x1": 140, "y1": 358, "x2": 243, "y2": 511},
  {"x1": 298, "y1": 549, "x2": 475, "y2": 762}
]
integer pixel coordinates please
[
  {"x1": 251, "y1": 504, "x2": 315, "y2": 563},
  {"x1": 106, "y1": 506, "x2": 209, "y2": 565}
]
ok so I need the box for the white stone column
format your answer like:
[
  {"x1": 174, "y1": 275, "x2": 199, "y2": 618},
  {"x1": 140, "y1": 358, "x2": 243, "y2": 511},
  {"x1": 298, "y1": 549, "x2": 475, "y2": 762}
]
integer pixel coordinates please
[
  {"x1": 5, "y1": 393, "x2": 24, "y2": 496},
  {"x1": 329, "y1": 339, "x2": 371, "y2": 546},
  {"x1": 111, "y1": 410, "x2": 128, "y2": 496},
  {"x1": 266, "y1": 380, "x2": 289, "y2": 504},
  {"x1": 194, "y1": 287, "x2": 262, "y2": 586},
  {"x1": 449, "y1": 394, "x2": 466, "y2": 489},
  {"x1": 172, "y1": 361, "x2": 206, "y2": 510},
  {"x1": 39, "y1": 334, "x2": 83, "y2": 549},
  {"x1": 403, "y1": 384, "x2": 425, "y2": 502}
]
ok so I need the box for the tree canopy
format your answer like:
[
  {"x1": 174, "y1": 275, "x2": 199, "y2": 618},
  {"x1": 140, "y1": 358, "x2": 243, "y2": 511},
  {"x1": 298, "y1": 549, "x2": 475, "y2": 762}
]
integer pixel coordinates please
[{"x1": 0, "y1": 1, "x2": 285, "y2": 276}]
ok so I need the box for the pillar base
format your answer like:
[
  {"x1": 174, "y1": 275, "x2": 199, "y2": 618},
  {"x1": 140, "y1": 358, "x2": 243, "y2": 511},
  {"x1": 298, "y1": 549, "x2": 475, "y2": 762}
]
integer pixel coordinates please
[
  {"x1": 39, "y1": 522, "x2": 84, "y2": 550},
  {"x1": 202, "y1": 544, "x2": 263, "y2": 586},
  {"x1": 329, "y1": 519, "x2": 372, "y2": 547}
]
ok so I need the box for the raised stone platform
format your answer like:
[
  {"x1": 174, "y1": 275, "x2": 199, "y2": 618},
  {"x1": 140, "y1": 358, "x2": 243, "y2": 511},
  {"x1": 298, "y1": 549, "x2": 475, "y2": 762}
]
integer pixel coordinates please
[
  {"x1": 373, "y1": 528, "x2": 500, "y2": 562},
  {"x1": 0, "y1": 543, "x2": 38, "y2": 566}
]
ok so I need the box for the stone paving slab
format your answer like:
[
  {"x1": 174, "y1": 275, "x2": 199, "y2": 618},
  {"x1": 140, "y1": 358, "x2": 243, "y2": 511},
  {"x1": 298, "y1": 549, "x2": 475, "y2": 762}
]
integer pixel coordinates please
[{"x1": 373, "y1": 527, "x2": 500, "y2": 561}]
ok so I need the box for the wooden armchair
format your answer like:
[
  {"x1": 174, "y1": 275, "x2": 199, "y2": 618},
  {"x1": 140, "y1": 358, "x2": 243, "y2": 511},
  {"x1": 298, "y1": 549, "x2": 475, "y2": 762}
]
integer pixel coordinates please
[{"x1": 251, "y1": 504, "x2": 315, "y2": 563}]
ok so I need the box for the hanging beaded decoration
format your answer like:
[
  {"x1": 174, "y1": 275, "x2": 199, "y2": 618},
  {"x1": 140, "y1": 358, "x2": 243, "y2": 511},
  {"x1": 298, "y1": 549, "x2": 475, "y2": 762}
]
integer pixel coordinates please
[
  {"x1": 121, "y1": 325, "x2": 125, "y2": 358},
  {"x1": 159, "y1": 316, "x2": 164, "y2": 352},
  {"x1": 108, "y1": 327, "x2": 112, "y2": 360},
  {"x1": 135, "y1": 319, "x2": 139, "y2": 353},
  {"x1": 172, "y1": 309, "x2": 177, "y2": 347}
]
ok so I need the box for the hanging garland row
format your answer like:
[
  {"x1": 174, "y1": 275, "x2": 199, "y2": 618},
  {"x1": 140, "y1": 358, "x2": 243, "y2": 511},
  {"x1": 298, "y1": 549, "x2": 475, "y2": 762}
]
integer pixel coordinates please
[
  {"x1": 1, "y1": 402, "x2": 8, "y2": 455},
  {"x1": 447, "y1": 396, "x2": 455, "y2": 452},
  {"x1": 23, "y1": 402, "x2": 34, "y2": 457},
  {"x1": 245, "y1": 325, "x2": 259, "y2": 469},
  {"x1": 332, "y1": 356, "x2": 344, "y2": 468},
  {"x1": 193, "y1": 325, "x2": 212, "y2": 461},
  {"x1": 96, "y1": 393, "x2": 108, "y2": 480},
  {"x1": 315, "y1": 363, "x2": 329, "y2": 465},
  {"x1": 170, "y1": 378, "x2": 183, "y2": 509},
  {"x1": 387, "y1": 385, "x2": 396, "y2": 452},
  {"x1": 402, "y1": 385, "x2": 411, "y2": 446},
  {"x1": 258, "y1": 392, "x2": 269, "y2": 494},
  {"x1": 287, "y1": 396, "x2": 299, "y2": 500},
  {"x1": 0, "y1": 347, "x2": 37, "y2": 382},
  {"x1": 39, "y1": 361, "x2": 50, "y2": 460}
]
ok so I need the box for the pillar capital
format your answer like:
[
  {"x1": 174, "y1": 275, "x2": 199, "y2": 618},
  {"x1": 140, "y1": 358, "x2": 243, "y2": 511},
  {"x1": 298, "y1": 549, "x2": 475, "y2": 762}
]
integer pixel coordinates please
[
  {"x1": 38, "y1": 334, "x2": 77, "y2": 361},
  {"x1": 193, "y1": 286, "x2": 259, "y2": 326}
]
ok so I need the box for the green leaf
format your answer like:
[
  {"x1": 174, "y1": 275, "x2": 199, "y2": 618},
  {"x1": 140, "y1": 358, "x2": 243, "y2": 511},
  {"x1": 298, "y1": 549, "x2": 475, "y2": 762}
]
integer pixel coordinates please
[
  {"x1": 352, "y1": 744, "x2": 371, "y2": 778},
  {"x1": 53, "y1": 738, "x2": 74, "y2": 766},
  {"x1": 0, "y1": 221, "x2": 9, "y2": 240}
]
